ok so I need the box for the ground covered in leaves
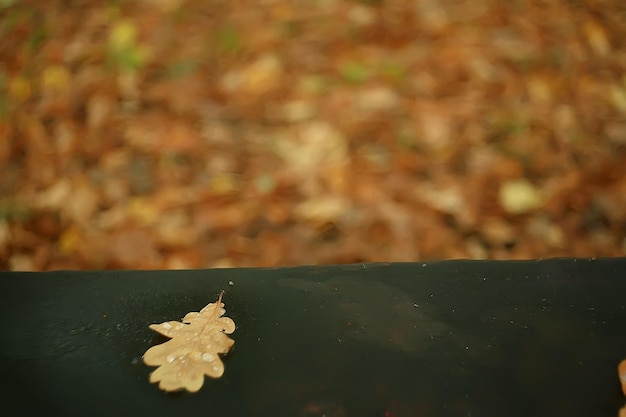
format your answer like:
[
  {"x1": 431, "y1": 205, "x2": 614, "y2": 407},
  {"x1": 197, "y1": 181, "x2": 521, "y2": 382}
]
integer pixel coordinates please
[{"x1": 1, "y1": 0, "x2": 625, "y2": 271}]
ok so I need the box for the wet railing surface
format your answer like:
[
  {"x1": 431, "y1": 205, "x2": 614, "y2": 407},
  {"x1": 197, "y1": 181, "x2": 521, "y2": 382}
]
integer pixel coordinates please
[{"x1": 2, "y1": 259, "x2": 625, "y2": 417}]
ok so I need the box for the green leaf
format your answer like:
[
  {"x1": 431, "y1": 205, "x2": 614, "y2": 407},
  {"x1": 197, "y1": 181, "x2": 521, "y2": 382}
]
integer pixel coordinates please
[
  {"x1": 217, "y1": 26, "x2": 242, "y2": 54},
  {"x1": 164, "y1": 60, "x2": 198, "y2": 78},
  {"x1": 340, "y1": 61, "x2": 371, "y2": 83}
]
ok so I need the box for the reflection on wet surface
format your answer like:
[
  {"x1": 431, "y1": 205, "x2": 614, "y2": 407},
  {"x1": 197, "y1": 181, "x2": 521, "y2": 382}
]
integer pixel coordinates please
[
  {"x1": 279, "y1": 276, "x2": 476, "y2": 354},
  {"x1": 4, "y1": 260, "x2": 626, "y2": 417}
]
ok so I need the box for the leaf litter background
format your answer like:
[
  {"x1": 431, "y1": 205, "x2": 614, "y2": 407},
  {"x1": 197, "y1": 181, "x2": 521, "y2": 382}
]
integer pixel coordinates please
[{"x1": 1, "y1": 0, "x2": 625, "y2": 271}]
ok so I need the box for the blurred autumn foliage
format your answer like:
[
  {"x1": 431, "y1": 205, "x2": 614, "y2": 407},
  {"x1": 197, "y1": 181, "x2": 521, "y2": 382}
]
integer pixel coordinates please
[{"x1": 1, "y1": 0, "x2": 625, "y2": 271}]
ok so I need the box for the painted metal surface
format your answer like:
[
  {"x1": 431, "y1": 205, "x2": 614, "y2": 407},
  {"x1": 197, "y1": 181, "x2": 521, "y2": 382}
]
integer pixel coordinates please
[{"x1": 1, "y1": 259, "x2": 625, "y2": 416}]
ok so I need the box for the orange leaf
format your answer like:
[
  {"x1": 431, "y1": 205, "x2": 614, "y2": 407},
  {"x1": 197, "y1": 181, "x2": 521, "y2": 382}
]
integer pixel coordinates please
[{"x1": 617, "y1": 359, "x2": 626, "y2": 395}]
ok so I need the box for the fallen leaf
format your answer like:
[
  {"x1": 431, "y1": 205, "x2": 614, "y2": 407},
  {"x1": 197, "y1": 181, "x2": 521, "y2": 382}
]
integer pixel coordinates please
[
  {"x1": 143, "y1": 291, "x2": 236, "y2": 392},
  {"x1": 221, "y1": 54, "x2": 283, "y2": 95},
  {"x1": 294, "y1": 196, "x2": 350, "y2": 224},
  {"x1": 584, "y1": 20, "x2": 610, "y2": 56},
  {"x1": 41, "y1": 65, "x2": 71, "y2": 97},
  {"x1": 617, "y1": 359, "x2": 626, "y2": 417},
  {"x1": 356, "y1": 86, "x2": 399, "y2": 112},
  {"x1": 617, "y1": 359, "x2": 626, "y2": 395},
  {"x1": 6, "y1": 0, "x2": 626, "y2": 269},
  {"x1": 499, "y1": 178, "x2": 543, "y2": 214}
]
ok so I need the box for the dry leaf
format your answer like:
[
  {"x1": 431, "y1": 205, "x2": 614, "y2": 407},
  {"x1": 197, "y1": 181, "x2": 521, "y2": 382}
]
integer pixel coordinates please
[
  {"x1": 143, "y1": 291, "x2": 236, "y2": 392},
  {"x1": 617, "y1": 359, "x2": 626, "y2": 395},
  {"x1": 617, "y1": 359, "x2": 626, "y2": 417},
  {"x1": 499, "y1": 178, "x2": 543, "y2": 214}
]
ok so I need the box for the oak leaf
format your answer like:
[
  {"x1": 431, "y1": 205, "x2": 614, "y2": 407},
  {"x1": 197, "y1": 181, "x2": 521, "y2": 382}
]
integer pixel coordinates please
[
  {"x1": 617, "y1": 359, "x2": 626, "y2": 417},
  {"x1": 617, "y1": 359, "x2": 626, "y2": 395},
  {"x1": 143, "y1": 291, "x2": 235, "y2": 392}
]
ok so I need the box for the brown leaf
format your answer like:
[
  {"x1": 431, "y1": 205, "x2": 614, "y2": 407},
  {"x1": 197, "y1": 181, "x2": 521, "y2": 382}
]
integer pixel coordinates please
[
  {"x1": 221, "y1": 54, "x2": 283, "y2": 96},
  {"x1": 143, "y1": 291, "x2": 236, "y2": 392},
  {"x1": 124, "y1": 114, "x2": 203, "y2": 154}
]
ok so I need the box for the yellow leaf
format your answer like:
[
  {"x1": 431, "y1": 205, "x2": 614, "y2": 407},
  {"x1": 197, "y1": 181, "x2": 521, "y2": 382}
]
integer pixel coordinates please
[
  {"x1": 58, "y1": 226, "x2": 81, "y2": 254},
  {"x1": 499, "y1": 178, "x2": 543, "y2": 214},
  {"x1": 143, "y1": 291, "x2": 236, "y2": 393},
  {"x1": 584, "y1": 20, "x2": 610, "y2": 56},
  {"x1": 41, "y1": 65, "x2": 70, "y2": 94},
  {"x1": 610, "y1": 85, "x2": 626, "y2": 114},
  {"x1": 108, "y1": 20, "x2": 137, "y2": 52},
  {"x1": 9, "y1": 76, "x2": 32, "y2": 101},
  {"x1": 128, "y1": 198, "x2": 160, "y2": 225},
  {"x1": 210, "y1": 173, "x2": 238, "y2": 195}
]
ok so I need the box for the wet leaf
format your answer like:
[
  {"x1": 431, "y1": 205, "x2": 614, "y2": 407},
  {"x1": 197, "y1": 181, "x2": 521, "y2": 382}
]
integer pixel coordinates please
[
  {"x1": 617, "y1": 359, "x2": 626, "y2": 395},
  {"x1": 143, "y1": 291, "x2": 236, "y2": 393}
]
